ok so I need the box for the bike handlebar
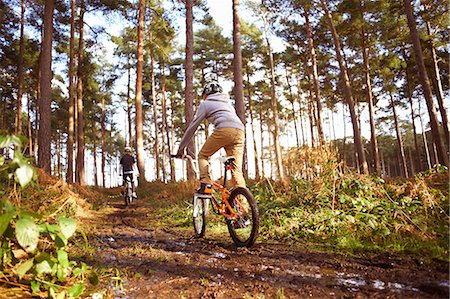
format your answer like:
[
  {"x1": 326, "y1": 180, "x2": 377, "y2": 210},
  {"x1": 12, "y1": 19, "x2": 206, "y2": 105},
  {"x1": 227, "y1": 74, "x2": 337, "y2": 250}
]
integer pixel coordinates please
[{"x1": 171, "y1": 154, "x2": 199, "y2": 176}]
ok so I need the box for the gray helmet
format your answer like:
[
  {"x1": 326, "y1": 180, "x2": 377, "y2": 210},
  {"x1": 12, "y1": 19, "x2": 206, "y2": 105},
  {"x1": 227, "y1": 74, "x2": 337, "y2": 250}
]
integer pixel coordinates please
[{"x1": 202, "y1": 82, "x2": 223, "y2": 96}]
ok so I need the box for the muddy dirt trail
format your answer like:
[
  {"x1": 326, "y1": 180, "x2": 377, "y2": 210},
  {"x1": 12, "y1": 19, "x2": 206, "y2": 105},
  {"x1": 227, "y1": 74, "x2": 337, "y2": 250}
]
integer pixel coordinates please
[{"x1": 80, "y1": 195, "x2": 449, "y2": 299}]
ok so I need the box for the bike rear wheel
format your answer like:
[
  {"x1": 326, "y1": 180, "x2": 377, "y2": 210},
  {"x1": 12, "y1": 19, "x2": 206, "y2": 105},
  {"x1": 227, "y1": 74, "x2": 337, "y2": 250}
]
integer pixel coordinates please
[
  {"x1": 193, "y1": 195, "x2": 207, "y2": 237},
  {"x1": 226, "y1": 187, "x2": 259, "y2": 248}
]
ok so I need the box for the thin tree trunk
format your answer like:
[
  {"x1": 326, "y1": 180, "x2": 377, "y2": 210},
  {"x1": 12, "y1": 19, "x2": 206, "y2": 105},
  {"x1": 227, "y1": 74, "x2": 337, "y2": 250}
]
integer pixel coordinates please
[
  {"x1": 76, "y1": 0, "x2": 85, "y2": 185},
  {"x1": 161, "y1": 64, "x2": 175, "y2": 182},
  {"x1": 127, "y1": 54, "x2": 133, "y2": 145},
  {"x1": 404, "y1": 0, "x2": 448, "y2": 166},
  {"x1": 135, "y1": 0, "x2": 146, "y2": 181},
  {"x1": 425, "y1": 20, "x2": 449, "y2": 148},
  {"x1": 307, "y1": 84, "x2": 316, "y2": 148},
  {"x1": 359, "y1": 0, "x2": 380, "y2": 175},
  {"x1": 15, "y1": 0, "x2": 25, "y2": 135},
  {"x1": 262, "y1": 14, "x2": 284, "y2": 181},
  {"x1": 418, "y1": 100, "x2": 432, "y2": 169},
  {"x1": 284, "y1": 66, "x2": 300, "y2": 148},
  {"x1": 185, "y1": 0, "x2": 196, "y2": 180},
  {"x1": 246, "y1": 66, "x2": 260, "y2": 180},
  {"x1": 56, "y1": 132, "x2": 61, "y2": 177},
  {"x1": 101, "y1": 94, "x2": 106, "y2": 188},
  {"x1": 232, "y1": 0, "x2": 245, "y2": 123},
  {"x1": 320, "y1": 0, "x2": 368, "y2": 174},
  {"x1": 66, "y1": 0, "x2": 76, "y2": 183},
  {"x1": 296, "y1": 73, "x2": 306, "y2": 146},
  {"x1": 304, "y1": 9, "x2": 324, "y2": 146},
  {"x1": 93, "y1": 130, "x2": 98, "y2": 187},
  {"x1": 37, "y1": 0, "x2": 54, "y2": 173},
  {"x1": 259, "y1": 102, "x2": 265, "y2": 178},
  {"x1": 404, "y1": 56, "x2": 422, "y2": 171},
  {"x1": 389, "y1": 92, "x2": 409, "y2": 177},
  {"x1": 149, "y1": 30, "x2": 160, "y2": 181},
  {"x1": 27, "y1": 96, "x2": 33, "y2": 156}
]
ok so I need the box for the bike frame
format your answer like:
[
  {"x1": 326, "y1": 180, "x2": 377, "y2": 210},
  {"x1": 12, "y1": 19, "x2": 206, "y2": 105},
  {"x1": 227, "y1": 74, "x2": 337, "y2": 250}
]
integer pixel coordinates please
[{"x1": 182, "y1": 155, "x2": 247, "y2": 220}]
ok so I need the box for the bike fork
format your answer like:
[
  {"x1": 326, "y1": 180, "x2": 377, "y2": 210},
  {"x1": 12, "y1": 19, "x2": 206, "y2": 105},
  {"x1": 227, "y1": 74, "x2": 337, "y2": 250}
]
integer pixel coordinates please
[{"x1": 193, "y1": 193, "x2": 210, "y2": 217}]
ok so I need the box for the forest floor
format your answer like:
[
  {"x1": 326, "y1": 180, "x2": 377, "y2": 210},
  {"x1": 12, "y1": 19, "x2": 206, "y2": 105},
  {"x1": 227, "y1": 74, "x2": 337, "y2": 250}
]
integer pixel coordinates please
[{"x1": 75, "y1": 186, "x2": 449, "y2": 299}]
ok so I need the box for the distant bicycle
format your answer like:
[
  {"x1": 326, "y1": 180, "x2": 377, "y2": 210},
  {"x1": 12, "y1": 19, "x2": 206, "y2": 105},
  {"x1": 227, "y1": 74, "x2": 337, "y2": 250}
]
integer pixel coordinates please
[{"x1": 172, "y1": 154, "x2": 259, "y2": 247}]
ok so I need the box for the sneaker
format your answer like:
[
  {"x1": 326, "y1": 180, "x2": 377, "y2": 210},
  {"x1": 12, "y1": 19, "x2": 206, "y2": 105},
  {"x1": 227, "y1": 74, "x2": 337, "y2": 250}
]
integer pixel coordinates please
[
  {"x1": 132, "y1": 192, "x2": 137, "y2": 198},
  {"x1": 196, "y1": 182, "x2": 213, "y2": 195}
]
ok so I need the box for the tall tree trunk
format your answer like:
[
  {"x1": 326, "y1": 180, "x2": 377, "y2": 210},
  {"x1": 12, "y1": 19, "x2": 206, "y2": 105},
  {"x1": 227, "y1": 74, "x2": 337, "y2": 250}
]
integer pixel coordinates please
[
  {"x1": 404, "y1": 0, "x2": 448, "y2": 166},
  {"x1": 170, "y1": 90, "x2": 177, "y2": 181},
  {"x1": 161, "y1": 65, "x2": 175, "y2": 182},
  {"x1": 425, "y1": 20, "x2": 449, "y2": 148},
  {"x1": 389, "y1": 92, "x2": 409, "y2": 177},
  {"x1": 359, "y1": 0, "x2": 380, "y2": 175},
  {"x1": 304, "y1": 9, "x2": 324, "y2": 146},
  {"x1": 135, "y1": 0, "x2": 146, "y2": 181},
  {"x1": 259, "y1": 102, "x2": 265, "y2": 178},
  {"x1": 404, "y1": 55, "x2": 422, "y2": 171},
  {"x1": 296, "y1": 73, "x2": 306, "y2": 146},
  {"x1": 66, "y1": 0, "x2": 76, "y2": 183},
  {"x1": 185, "y1": 0, "x2": 196, "y2": 180},
  {"x1": 101, "y1": 94, "x2": 106, "y2": 188},
  {"x1": 284, "y1": 66, "x2": 300, "y2": 148},
  {"x1": 38, "y1": 0, "x2": 54, "y2": 173},
  {"x1": 320, "y1": 0, "x2": 368, "y2": 174},
  {"x1": 418, "y1": 100, "x2": 432, "y2": 169},
  {"x1": 232, "y1": 0, "x2": 245, "y2": 123},
  {"x1": 15, "y1": 0, "x2": 25, "y2": 135},
  {"x1": 93, "y1": 129, "x2": 98, "y2": 187},
  {"x1": 245, "y1": 66, "x2": 260, "y2": 180},
  {"x1": 27, "y1": 96, "x2": 33, "y2": 156},
  {"x1": 76, "y1": 0, "x2": 85, "y2": 185},
  {"x1": 127, "y1": 54, "x2": 133, "y2": 145},
  {"x1": 149, "y1": 31, "x2": 160, "y2": 181},
  {"x1": 308, "y1": 84, "x2": 316, "y2": 148},
  {"x1": 262, "y1": 13, "x2": 284, "y2": 181},
  {"x1": 56, "y1": 132, "x2": 61, "y2": 177}
]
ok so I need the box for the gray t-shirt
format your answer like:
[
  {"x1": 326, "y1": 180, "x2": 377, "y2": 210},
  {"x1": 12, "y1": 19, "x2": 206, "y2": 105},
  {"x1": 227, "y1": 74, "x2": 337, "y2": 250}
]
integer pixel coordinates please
[{"x1": 177, "y1": 93, "x2": 245, "y2": 154}]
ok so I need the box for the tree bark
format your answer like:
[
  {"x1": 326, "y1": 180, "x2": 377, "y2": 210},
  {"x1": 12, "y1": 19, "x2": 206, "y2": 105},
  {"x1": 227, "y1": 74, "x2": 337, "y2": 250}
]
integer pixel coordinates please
[
  {"x1": 66, "y1": 0, "x2": 76, "y2": 183},
  {"x1": 425, "y1": 21, "x2": 449, "y2": 149},
  {"x1": 101, "y1": 94, "x2": 106, "y2": 188},
  {"x1": 185, "y1": 0, "x2": 196, "y2": 180},
  {"x1": 233, "y1": 0, "x2": 245, "y2": 124},
  {"x1": 127, "y1": 54, "x2": 133, "y2": 145},
  {"x1": 359, "y1": 0, "x2": 380, "y2": 175},
  {"x1": 37, "y1": 0, "x2": 54, "y2": 174},
  {"x1": 135, "y1": 0, "x2": 146, "y2": 181},
  {"x1": 404, "y1": 56, "x2": 422, "y2": 172},
  {"x1": 320, "y1": 0, "x2": 369, "y2": 174},
  {"x1": 76, "y1": 0, "x2": 86, "y2": 185},
  {"x1": 262, "y1": 12, "x2": 284, "y2": 181},
  {"x1": 245, "y1": 65, "x2": 260, "y2": 180},
  {"x1": 161, "y1": 65, "x2": 175, "y2": 182},
  {"x1": 404, "y1": 0, "x2": 448, "y2": 166},
  {"x1": 15, "y1": 0, "x2": 25, "y2": 135},
  {"x1": 389, "y1": 92, "x2": 409, "y2": 177},
  {"x1": 284, "y1": 65, "x2": 300, "y2": 148},
  {"x1": 149, "y1": 30, "x2": 160, "y2": 181},
  {"x1": 304, "y1": 9, "x2": 324, "y2": 146}
]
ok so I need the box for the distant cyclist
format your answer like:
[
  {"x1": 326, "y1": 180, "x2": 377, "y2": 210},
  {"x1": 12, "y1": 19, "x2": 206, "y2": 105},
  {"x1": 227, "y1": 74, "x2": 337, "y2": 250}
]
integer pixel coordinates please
[
  {"x1": 174, "y1": 82, "x2": 246, "y2": 194},
  {"x1": 120, "y1": 146, "x2": 138, "y2": 198}
]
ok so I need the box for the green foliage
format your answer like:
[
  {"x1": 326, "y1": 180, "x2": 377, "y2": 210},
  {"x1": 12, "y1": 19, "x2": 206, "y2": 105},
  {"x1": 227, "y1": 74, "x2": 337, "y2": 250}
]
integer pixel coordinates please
[
  {"x1": 252, "y1": 149, "x2": 449, "y2": 260},
  {"x1": 0, "y1": 198, "x2": 95, "y2": 298},
  {"x1": 0, "y1": 135, "x2": 95, "y2": 298},
  {"x1": 0, "y1": 135, "x2": 35, "y2": 188}
]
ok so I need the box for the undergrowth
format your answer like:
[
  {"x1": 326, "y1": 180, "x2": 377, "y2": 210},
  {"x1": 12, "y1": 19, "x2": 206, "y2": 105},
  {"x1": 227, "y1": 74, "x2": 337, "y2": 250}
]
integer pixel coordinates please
[{"x1": 251, "y1": 146, "x2": 449, "y2": 261}]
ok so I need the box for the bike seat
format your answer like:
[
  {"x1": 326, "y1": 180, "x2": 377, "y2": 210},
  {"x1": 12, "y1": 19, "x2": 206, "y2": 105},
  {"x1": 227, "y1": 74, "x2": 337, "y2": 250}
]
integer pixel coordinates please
[{"x1": 218, "y1": 156, "x2": 236, "y2": 164}]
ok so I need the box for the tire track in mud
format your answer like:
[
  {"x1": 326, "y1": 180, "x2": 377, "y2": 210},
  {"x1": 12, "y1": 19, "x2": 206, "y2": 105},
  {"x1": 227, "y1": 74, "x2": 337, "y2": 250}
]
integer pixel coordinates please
[{"x1": 82, "y1": 197, "x2": 449, "y2": 299}]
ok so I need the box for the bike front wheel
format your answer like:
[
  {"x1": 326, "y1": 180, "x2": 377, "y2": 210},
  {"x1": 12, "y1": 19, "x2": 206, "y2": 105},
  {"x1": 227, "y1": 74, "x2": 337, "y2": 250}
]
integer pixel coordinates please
[
  {"x1": 193, "y1": 195, "x2": 207, "y2": 237},
  {"x1": 226, "y1": 187, "x2": 259, "y2": 248}
]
